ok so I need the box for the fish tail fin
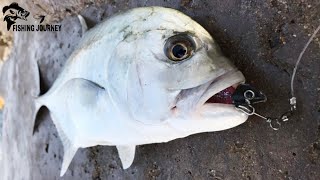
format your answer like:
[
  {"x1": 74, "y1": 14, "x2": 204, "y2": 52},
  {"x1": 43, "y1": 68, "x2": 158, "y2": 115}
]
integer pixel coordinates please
[
  {"x1": 33, "y1": 95, "x2": 44, "y2": 114},
  {"x1": 35, "y1": 95, "x2": 79, "y2": 176},
  {"x1": 31, "y1": 61, "x2": 49, "y2": 134},
  {"x1": 32, "y1": 61, "x2": 79, "y2": 176},
  {"x1": 61, "y1": 146, "x2": 78, "y2": 176},
  {"x1": 32, "y1": 96, "x2": 42, "y2": 132},
  {"x1": 52, "y1": 115, "x2": 78, "y2": 176},
  {"x1": 59, "y1": 128, "x2": 78, "y2": 177}
]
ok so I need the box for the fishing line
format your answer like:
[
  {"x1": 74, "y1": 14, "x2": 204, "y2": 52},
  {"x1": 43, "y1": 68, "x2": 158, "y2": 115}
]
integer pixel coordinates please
[
  {"x1": 290, "y1": 24, "x2": 320, "y2": 98},
  {"x1": 233, "y1": 24, "x2": 320, "y2": 130}
]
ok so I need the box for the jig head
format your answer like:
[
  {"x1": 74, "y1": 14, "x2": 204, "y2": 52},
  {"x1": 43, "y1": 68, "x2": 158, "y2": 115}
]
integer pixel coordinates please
[{"x1": 232, "y1": 84, "x2": 294, "y2": 130}]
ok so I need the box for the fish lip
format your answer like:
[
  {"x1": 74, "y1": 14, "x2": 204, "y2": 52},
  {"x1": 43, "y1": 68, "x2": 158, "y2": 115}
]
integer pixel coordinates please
[
  {"x1": 174, "y1": 70, "x2": 245, "y2": 114},
  {"x1": 196, "y1": 70, "x2": 245, "y2": 108}
]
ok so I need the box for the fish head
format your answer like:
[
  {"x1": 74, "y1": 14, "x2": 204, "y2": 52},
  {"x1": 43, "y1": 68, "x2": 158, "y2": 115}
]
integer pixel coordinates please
[
  {"x1": 107, "y1": 7, "x2": 247, "y2": 130},
  {"x1": 2, "y1": 3, "x2": 29, "y2": 20}
]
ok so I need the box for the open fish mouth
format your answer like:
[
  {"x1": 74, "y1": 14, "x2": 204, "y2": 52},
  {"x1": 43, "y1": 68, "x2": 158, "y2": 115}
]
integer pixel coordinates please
[
  {"x1": 197, "y1": 70, "x2": 245, "y2": 108},
  {"x1": 205, "y1": 86, "x2": 236, "y2": 104},
  {"x1": 173, "y1": 70, "x2": 247, "y2": 132},
  {"x1": 182, "y1": 70, "x2": 245, "y2": 109},
  {"x1": 175, "y1": 70, "x2": 245, "y2": 112}
]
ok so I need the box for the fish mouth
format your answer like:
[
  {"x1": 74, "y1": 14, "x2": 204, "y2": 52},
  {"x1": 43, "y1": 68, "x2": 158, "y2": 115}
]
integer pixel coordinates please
[
  {"x1": 173, "y1": 70, "x2": 247, "y2": 131},
  {"x1": 204, "y1": 85, "x2": 237, "y2": 104},
  {"x1": 196, "y1": 70, "x2": 245, "y2": 108},
  {"x1": 175, "y1": 70, "x2": 245, "y2": 113}
]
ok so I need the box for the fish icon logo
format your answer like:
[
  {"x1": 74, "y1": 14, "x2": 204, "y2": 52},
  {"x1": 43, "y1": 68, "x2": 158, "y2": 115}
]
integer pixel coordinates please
[
  {"x1": 2, "y1": 2, "x2": 30, "y2": 30},
  {"x1": 1, "y1": 2, "x2": 59, "y2": 32}
]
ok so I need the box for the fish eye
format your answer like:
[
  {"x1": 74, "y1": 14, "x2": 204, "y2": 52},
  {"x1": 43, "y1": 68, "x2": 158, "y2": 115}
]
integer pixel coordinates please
[{"x1": 164, "y1": 34, "x2": 195, "y2": 62}]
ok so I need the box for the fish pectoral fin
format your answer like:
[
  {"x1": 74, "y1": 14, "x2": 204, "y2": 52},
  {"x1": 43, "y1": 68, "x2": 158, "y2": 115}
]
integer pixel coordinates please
[{"x1": 116, "y1": 145, "x2": 136, "y2": 169}]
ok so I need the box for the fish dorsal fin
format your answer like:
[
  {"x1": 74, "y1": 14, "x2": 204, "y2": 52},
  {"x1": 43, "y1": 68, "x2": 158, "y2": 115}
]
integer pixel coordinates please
[
  {"x1": 116, "y1": 145, "x2": 136, "y2": 169},
  {"x1": 77, "y1": 15, "x2": 88, "y2": 35}
]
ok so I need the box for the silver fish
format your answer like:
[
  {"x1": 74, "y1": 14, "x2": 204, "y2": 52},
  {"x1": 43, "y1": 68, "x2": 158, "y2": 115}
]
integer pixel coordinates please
[{"x1": 34, "y1": 6, "x2": 248, "y2": 176}]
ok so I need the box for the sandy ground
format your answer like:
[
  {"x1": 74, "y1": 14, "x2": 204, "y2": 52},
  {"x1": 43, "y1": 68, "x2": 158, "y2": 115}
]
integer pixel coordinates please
[{"x1": 0, "y1": 0, "x2": 320, "y2": 179}]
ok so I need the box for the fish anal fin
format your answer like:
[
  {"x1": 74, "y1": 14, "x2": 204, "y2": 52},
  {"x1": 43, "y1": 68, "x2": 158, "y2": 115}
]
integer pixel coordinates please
[{"x1": 116, "y1": 146, "x2": 136, "y2": 169}]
